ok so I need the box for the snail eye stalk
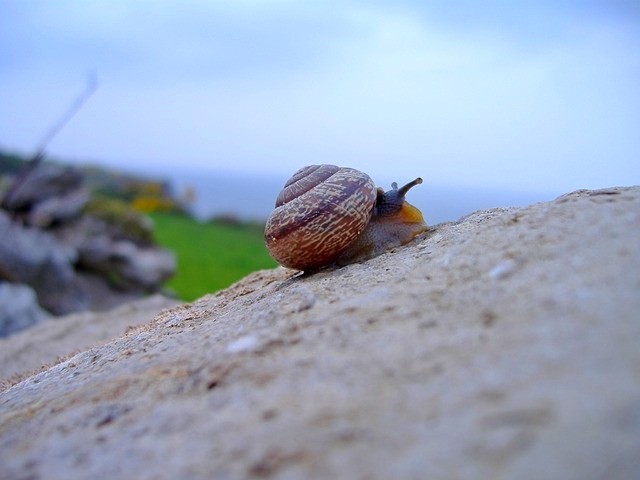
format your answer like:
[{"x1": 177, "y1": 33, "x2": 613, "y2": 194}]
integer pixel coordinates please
[{"x1": 397, "y1": 178, "x2": 423, "y2": 197}]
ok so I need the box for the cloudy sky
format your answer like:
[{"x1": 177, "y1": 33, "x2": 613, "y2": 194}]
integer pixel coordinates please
[{"x1": 1, "y1": 0, "x2": 639, "y2": 195}]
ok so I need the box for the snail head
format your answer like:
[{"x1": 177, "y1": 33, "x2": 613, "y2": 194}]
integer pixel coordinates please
[{"x1": 374, "y1": 178, "x2": 423, "y2": 218}]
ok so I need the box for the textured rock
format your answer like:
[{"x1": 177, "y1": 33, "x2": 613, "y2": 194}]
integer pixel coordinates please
[
  {"x1": 0, "y1": 186, "x2": 639, "y2": 480},
  {"x1": 0, "y1": 294, "x2": 179, "y2": 384},
  {"x1": 0, "y1": 282, "x2": 51, "y2": 337}
]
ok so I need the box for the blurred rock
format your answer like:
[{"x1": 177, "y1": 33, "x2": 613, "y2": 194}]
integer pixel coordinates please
[
  {"x1": 0, "y1": 210, "x2": 83, "y2": 315},
  {"x1": 2, "y1": 163, "x2": 84, "y2": 214},
  {"x1": 26, "y1": 187, "x2": 90, "y2": 227},
  {"x1": 0, "y1": 209, "x2": 173, "y2": 317},
  {"x1": 0, "y1": 282, "x2": 51, "y2": 337},
  {"x1": 59, "y1": 219, "x2": 176, "y2": 291},
  {"x1": 110, "y1": 241, "x2": 176, "y2": 289},
  {"x1": 76, "y1": 235, "x2": 175, "y2": 290},
  {"x1": 78, "y1": 197, "x2": 155, "y2": 246},
  {"x1": 0, "y1": 162, "x2": 176, "y2": 323}
]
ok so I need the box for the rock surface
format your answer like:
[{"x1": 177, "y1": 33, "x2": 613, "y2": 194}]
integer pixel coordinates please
[
  {"x1": 0, "y1": 294, "x2": 179, "y2": 385},
  {"x1": 1, "y1": 187, "x2": 639, "y2": 480}
]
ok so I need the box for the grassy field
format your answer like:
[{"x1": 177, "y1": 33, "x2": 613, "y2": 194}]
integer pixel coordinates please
[{"x1": 149, "y1": 212, "x2": 277, "y2": 301}]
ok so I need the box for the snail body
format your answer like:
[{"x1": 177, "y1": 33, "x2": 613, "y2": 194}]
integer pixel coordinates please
[{"x1": 264, "y1": 164, "x2": 427, "y2": 271}]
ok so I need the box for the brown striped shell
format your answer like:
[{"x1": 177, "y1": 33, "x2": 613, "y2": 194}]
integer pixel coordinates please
[{"x1": 264, "y1": 165, "x2": 377, "y2": 271}]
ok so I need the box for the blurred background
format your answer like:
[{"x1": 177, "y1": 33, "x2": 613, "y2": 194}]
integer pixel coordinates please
[{"x1": 1, "y1": 1, "x2": 639, "y2": 328}]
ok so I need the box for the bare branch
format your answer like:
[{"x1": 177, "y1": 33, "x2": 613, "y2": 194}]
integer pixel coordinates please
[{"x1": 1, "y1": 73, "x2": 98, "y2": 212}]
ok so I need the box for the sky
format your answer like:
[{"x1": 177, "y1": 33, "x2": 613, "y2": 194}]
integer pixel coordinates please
[{"x1": 1, "y1": 0, "x2": 639, "y2": 197}]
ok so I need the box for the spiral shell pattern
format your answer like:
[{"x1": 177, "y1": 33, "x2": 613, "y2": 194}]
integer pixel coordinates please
[{"x1": 265, "y1": 165, "x2": 377, "y2": 271}]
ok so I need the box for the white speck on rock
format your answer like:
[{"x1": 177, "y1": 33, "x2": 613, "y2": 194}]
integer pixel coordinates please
[
  {"x1": 488, "y1": 259, "x2": 519, "y2": 280},
  {"x1": 163, "y1": 315, "x2": 182, "y2": 327},
  {"x1": 226, "y1": 335, "x2": 260, "y2": 354}
]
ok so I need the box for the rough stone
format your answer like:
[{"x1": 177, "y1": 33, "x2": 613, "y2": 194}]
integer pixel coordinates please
[
  {"x1": 0, "y1": 294, "x2": 179, "y2": 384},
  {"x1": 0, "y1": 282, "x2": 51, "y2": 337},
  {"x1": 1, "y1": 186, "x2": 639, "y2": 480}
]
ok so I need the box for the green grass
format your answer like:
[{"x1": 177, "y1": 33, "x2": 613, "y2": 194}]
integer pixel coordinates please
[{"x1": 149, "y1": 212, "x2": 277, "y2": 301}]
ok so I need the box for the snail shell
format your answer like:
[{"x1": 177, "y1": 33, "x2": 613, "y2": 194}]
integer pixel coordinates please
[
  {"x1": 265, "y1": 165, "x2": 377, "y2": 271},
  {"x1": 265, "y1": 164, "x2": 426, "y2": 271}
]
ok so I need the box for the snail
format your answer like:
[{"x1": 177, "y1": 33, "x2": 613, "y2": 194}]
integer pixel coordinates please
[{"x1": 264, "y1": 164, "x2": 427, "y2": 271}]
